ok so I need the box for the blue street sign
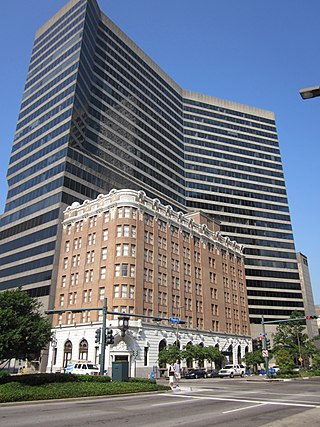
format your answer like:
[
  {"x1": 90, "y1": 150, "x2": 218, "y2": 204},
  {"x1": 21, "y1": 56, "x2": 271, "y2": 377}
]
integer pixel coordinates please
[{"x1": 169, "y1": 317, "x2": 180, "y2": 323}]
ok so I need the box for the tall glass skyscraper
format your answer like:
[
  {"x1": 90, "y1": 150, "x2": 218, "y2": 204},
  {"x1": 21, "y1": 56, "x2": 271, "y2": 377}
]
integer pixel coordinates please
[{"x1": 0, "y1": 0, "x2": 303, "y2": 332}]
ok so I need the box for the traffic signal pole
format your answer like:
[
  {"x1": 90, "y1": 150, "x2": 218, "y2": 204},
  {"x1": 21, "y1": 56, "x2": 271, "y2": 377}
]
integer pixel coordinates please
[
  {"x1": 261, "y1": 316, "x2": 269, "y2": 377},
  {"x1": 100, "y1": 297, "x2": 107, "y2": 376}
]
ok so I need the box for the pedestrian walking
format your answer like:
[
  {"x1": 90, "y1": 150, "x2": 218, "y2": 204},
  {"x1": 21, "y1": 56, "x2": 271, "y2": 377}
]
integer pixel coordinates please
[
  {"x1": 174, "y1": 360, "x2": 181, "y2": 386},
  {"x1": 168, "y1": 363, "x2": 176, "y2": 388}
]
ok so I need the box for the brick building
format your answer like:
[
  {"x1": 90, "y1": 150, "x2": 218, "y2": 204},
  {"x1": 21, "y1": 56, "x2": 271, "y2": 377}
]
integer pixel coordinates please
[{"x1": 48, "y1": 189, "x2": 251, "y2": 377}]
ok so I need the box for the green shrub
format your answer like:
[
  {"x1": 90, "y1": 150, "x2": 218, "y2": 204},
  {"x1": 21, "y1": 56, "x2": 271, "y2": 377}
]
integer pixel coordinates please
[
  {"x1": 0, "y1": 379, "x2": 170, "y2": 403},
  {"x1": 0, "y1": 371, "x2": 10, "y2": 378},
  {"x1": 76, "y1": 374, "x2": 111, "y2": 382},
  {"x1": 0, "y1": 373, "x2": 114, "y2": 386},
  {"x1": 128, "y1": 377, "x2": 156, "y2": 384}
]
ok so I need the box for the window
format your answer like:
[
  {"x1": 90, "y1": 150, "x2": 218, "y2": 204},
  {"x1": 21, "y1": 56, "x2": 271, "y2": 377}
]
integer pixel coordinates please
[
  {"x1": 74, "y1": 238, "x2": 81, "y2": 250},
  {"x1": 65, "y1": 241, "x2": 70, "y2": 252},
  {"x1": 122, "y1": 264, "x2": 128, "y2": 276},
  {"x1": 83, "y1": 290, "x2": 88, "y2": 303},
  {"x1": 86, "y1": 251, "x2": 95, "y2": 263},
  {"x1": 130, "y1": 245, "x2": 136, "y2": 256},
  {"x1": 117, "y1": 207, "x2": 123, "y2": 218},
  {"x1": 144, "y1": 347, "x2": 148, "y2": 366},
  {"x1": 61, "y1": 276, "x2": 66, "y2": 287},
  {"x1": 89, "y1": 216, "x2": 97, "y2": 227},
  {"x1": 70, "y1": 274, "x2": 75, "y2": 287},
  {"x1": 100, "y1": 267, "x2": 107, "y2": 280},
  {"x1": 132, "y1": 208, "x2": 137, "y2": 219},
  {"x1": 123, "y1": 225, "x2": 130, "y2": 237},
  {"x1": 60, "y1": 294, "x2": 65, "y2": 306},
  {"x1": 99, "y1": 287, "x2": 105, "y2": 300},
  {"x1": 88, "y1": 233, "x2": 96, "y2": 245},
  {"x1": 114, "y1": 285, "x2": 119, "y2": 298},
  {"x1": 67, "y1": 224, "x2": 72, "y2": 235},
  {"x1": 101, "y1": 247, "x2": 107, "y2": 261},
  {"x1": 103, "y1": 229, "x2": 109, "y2": 241},
  {"x1": 129, "y1": 285, "x2": 134, "y2": 298},
  {"x1": 123, "y1": 244, "x2": 129, "y2": 256},
  {"x1": 124, "y1": 207, "x2": 130, "y2": 218},
  {"x1": 117, "y1": 225, "x2": 122, "y2": 237},
  {"x1": 121, "y1": 284, "x2": 127, "y2": 298},
  {"x1": 130, "y1": 265, "x2": 135, "y2": 277},
  {"x1": 76, "y1": 221, "x2": 83, "y2": 232},
  {"x1": 104, "y1": 211, "x2": 109, "y2": 223},
  {"x1": 115, "y1": 264, "x2": 120, "y2": 277},
  {"x1": 131, "y1": 226, "x2": 136, "y2": 238},
  {"x1": 116, "y1": 244, "x2": 121, "y2": 256}
]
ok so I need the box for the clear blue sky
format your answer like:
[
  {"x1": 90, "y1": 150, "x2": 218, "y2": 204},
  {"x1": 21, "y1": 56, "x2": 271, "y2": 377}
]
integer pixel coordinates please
[{"x1": 1, "y1": 0, "x2": 319, "y2": 303}]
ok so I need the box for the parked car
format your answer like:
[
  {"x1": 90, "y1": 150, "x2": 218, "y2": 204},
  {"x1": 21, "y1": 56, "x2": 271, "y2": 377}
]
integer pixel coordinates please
[
  {"x1": 66, "y1": 361, "x2": 100, "y2": 375},
  {"x1": 206, "y1": 369, "x2": 219, "y2": 378},
  {"x1": 268, "y1": 366, "x2": 279, "y2": 375},
  {"x1": 184, "y1": 368, "x2": 207, "y2": 379},
  {"x1": 218, "y1": 364, "x2": 245, "y2": 378}
]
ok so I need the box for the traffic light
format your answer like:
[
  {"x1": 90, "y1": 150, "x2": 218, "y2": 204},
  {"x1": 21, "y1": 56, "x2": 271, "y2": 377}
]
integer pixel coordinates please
[
  {"x1": 106, "y1": 329, "x2": 114, "y2": 345},
  {"x1": 257, "y1": 337, "x2": 262, "y2": 349},
  {"x1": 95, "y1": 328, "x2": 101, "y2": 343},
  {"x1": 306, "y1": 315, "x2": 318, "y2": 320},
  {"x1": 266, "y1": 338, "x2": 271, "y2": 350}
]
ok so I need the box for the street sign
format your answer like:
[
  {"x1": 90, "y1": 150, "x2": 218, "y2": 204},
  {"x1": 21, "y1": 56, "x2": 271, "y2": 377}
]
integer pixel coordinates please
[
  {"x1": 262, "y1": 350, "x2": 269, "y2": 358},
  {"x1": 298, "y1": 357, "x2": 303, "y2": 363},
  {"x1": 169, "y1": 317, "x2": 179, "y2": 323}
]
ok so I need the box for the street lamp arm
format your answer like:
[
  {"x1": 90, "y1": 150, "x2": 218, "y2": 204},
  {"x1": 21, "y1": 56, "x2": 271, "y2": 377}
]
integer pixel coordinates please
[{"x1": 299, "y1": 85, "x2": 320, "y2": 100}]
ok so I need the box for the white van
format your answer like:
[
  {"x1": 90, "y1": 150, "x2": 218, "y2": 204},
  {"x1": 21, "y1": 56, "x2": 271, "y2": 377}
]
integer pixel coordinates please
[{"x1": 66, "y1": 361, "x2": 100, "y2": 375}]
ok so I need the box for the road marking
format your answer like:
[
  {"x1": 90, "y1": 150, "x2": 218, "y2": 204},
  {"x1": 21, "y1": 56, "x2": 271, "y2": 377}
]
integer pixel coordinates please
[
  {"x1": 152, "y1": 399, "x2": 196, "y2": 407},
  {"x1": 160, "y1": 393, "x2": 320, "y2": 408},
  {"x1": 223, "y1": 403, "x2": 266, "y2": 414}
]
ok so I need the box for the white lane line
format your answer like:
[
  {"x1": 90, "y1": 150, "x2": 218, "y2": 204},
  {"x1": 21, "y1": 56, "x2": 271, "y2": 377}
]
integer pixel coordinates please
[
  {"x1": 159, "y1": 393, "x2": 320, "y2": 408},
  {"x1": 152, "y1": 399, "x2": 196, "y2": 407},
  {"x1": 223, "y1": 403, "x2": 266, "y2": 414}
]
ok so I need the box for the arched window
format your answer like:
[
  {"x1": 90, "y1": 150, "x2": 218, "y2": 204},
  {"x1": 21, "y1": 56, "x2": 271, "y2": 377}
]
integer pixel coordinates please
[
  {"x1": 158, "y1": 339, "x2": 167, "y2": 374},
  {"x1": 79, "y1": 339, "x2": 88, "y2": 361},
  {"x1": 237, "y1": 345, "x2": 242, "y2": 364},
  {"x1": 63, "y1": 340, "x2": 72, "y2": 367},
  {"x1": 185, "y1": 341, "x2": 193, "y2": 368},
  {"x1": 173, "y1": 339, "x2": 180, "y2": 349}
]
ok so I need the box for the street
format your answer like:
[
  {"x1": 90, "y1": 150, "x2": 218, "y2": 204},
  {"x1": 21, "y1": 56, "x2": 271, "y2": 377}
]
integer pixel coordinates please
[{"x1": 1, "y1": 377, "x2": 320, "y2": 427}]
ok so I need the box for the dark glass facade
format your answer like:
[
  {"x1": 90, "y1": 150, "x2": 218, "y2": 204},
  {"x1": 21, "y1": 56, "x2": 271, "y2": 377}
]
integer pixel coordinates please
[{"x1": 0, "y1": 0, "x2": 304, "y2": 326}]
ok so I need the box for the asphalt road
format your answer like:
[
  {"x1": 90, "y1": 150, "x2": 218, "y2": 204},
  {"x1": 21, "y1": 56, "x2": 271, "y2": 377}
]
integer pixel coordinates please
[{"x1": 1, "y1": 377, "x2": 320, "y2": 427}]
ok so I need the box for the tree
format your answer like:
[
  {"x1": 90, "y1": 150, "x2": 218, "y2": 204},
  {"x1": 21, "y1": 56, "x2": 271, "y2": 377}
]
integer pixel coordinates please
[
  {"x1": 181, "y1": 344, "x2": 224, "y2": 368},
  {"x1": 272, "y1": 311, "x2": 316, "y2": 369},
  {"x1": 242, "y1": 350, "x2": 264, "y2": 373},
  {"x1": 311, "y1": 351, "x2": 320, "y2": 369},
  {"x1": 203, "y1": 346, "x2": 225, "y2": 369},
  {"x1": 158, "y1": 344, "x2": 181, "y2": 365},
  {"x1": 0, "y1": 289, "x2": 52, "y2": 365}
]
